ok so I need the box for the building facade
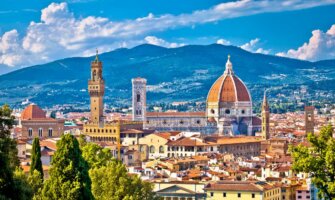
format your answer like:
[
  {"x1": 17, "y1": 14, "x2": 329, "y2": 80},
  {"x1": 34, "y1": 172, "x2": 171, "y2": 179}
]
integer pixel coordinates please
[
  {"x1": 205, "y1": 181, "x2": 281, "y2": 200},
  {"x1": 20, "y1": 104, "x2": 64, "y2": 138}
]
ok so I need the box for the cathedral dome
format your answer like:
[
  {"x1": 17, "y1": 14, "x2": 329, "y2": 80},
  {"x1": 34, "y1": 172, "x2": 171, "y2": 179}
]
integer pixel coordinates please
[{"x1": 207, "y1": 55, "x2": 251, "y2": 103}]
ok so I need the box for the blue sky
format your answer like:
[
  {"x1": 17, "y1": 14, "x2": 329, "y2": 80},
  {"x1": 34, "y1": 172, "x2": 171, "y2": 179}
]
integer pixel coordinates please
[{"x1": 0, "y1": 0, "x2": 335, "y2": 70}]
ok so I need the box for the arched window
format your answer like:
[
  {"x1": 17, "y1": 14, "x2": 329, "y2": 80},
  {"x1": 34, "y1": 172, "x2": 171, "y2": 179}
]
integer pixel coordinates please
[
  {"x1": 38, "y1": 128, "x2": 43, "y2": 137},
  {"x1": 159, "y1": 146, "x2": 164, "y2": 153},
  {"x1": 137, "y1": 94, "x2": 141, "y2": 102},
  {"x1": 28, "y1": 128, "x2": 33, "y2": 137},
  {"x1": 48, "y1": 128, "x2": 53, "y2": 137},
  {"x1": 92, "y1": 70, "x2": 97, "y2": 81},
  {"x1": 211, "y1": 109, "x2": 215, "y2": 114},
  {"x1": 149, "y1": 145, "x2": 155, "y2": 153}
]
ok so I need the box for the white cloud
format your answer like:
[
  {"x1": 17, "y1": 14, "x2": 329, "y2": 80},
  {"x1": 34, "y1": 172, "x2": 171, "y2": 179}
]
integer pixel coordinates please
[
  {"x1": 240, "y1": 38, "x2": 270, "y2": 54},
  {"x1": 216, "y1": 39, "x2": 231, "y2": 45},
  {"x1": 277, "y1": 24, "x2": 335, "y2": 61},
  {"x1": 144, "y1": 36, "x2": 185, "y2": 48},
  {"x1": 0, "y1": 0, "x2": 334, "y2": 67}
]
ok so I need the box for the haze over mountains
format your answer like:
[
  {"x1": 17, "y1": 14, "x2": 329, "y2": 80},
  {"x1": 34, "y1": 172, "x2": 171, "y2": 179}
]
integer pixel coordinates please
[{"x1": 0, "y1": 44, "x2": 334, "y2": 107}]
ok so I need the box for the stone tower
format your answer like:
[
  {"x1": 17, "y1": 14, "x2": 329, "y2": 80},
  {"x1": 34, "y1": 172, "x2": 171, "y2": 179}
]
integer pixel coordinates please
[
  {"x1": 88, "y1": 50, "x2": 105, "y2": 124},
  {"x1": 132, "y1": 77, "x2": 147, "y2": 121},
  {"x1": 261, "y1": 91, "x2": 270, "y2": 140},
  {"x1": 305, "y1": 106, "x2": 315, "y2": 134}
]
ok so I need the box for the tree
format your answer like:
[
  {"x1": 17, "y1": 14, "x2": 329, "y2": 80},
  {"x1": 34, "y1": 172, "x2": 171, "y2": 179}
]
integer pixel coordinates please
[
  {"x1": 0, "y1": 104, "x2": 20, "y2": 199},
  {"x1": 78, "y1": 134, "x2": 87, "y2": 149},
  {"x1": 30, "y1": 138, "x2": 44, "y2": 179},
  {"x1": 81, "y1": 142, "x2": 113, "y2": 169},
  {"x1": 89, "y1": 160, "x2": 159, "y2": 200},
  {"x1": 291, "y1": 124, "x2": 335, "y2": 199},
  {"x1": 12, "y1": 168, "x2": 34, "y2": 200},
  {"x1": 41, "y1": 134, "x2": 92, "y2": 200},
  {"x1": 28, "y1": 170, "x2": 43, "y2": 200}
]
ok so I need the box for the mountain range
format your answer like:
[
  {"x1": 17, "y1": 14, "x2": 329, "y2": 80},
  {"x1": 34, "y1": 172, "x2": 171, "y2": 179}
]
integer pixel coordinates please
[{"x1": 0, "y1": 44, "x2": 334, "y2": 107}]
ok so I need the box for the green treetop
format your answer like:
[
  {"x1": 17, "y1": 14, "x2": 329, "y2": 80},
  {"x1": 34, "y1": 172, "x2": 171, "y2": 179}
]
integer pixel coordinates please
[
  {"x1": 41, "y1": 134, "x2": 92, "y2": 200},
  {"x1": 89, "y1": 160, "x2": 159, "y2": 200},
  {"x1": 291, "y1": 124, "x2": 335, "y2": 199},
  {"x1": 81, "y1": 142, "x2": 113, "y2": 169}
]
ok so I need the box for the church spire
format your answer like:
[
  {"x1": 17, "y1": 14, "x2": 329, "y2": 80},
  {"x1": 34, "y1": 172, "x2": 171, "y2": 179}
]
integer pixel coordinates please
[
  {"x1": 263, "y1": 90, "x2": 269, "y2": 109},
  {"x1": 224, "y1": 54, "x2": 234, "y2": 75},
  {"x1": 94, "y1": 48, "x2": 99, "y2": 62},
  {"x1": 261, "y1": 89, "x2": 270, "y2": 140}
]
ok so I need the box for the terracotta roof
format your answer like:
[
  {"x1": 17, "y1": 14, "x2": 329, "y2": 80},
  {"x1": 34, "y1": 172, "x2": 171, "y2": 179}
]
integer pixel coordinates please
[
  {"x1": 21, "y1": 104, "x2": 46, "y2": 120},
  {"x1": 40, "y1": 140, "x2": 57, "y2": 150},
  {"x1": 205, "y1": 181, "x2": 276, "y2": 192},
  {"x1": 207, "y1": 73, "x2": 251, "y2": 103},
  {"x1": 216, "y1": 136, "x2": 262, "y2": 145},
  {"x1": 146, "y1": 112, "x2": 205, "y2": 117},
  {"x1": 155, "y1": 132, "x2": 172, "y2": 140},
  {"x1": 121, "y1": 129, "x2": 144, "y2": 134},
  {"x1": 208, "y1": 117, "x2": 217, "y2": 123},
  {"x1": 167, "y1": 137, "x2": 210, "y2": 146},
  {"x1": 21, "y1": 165, "x2": 49, "y2": 173}
]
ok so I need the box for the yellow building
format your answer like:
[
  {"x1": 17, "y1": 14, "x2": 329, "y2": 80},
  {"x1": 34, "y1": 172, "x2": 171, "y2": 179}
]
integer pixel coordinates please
[{"x1": 205, "y1": 181, "x2": 281, "y2": 200}]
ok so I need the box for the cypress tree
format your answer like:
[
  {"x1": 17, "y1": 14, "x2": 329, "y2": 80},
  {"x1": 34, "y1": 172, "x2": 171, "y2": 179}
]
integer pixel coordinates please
[
  {"x1": 41, "y1": 134, "x2": 92, "y2": 200},
  {"x1": 30, "y1": 138, "x2": 44, "y2": 179}
]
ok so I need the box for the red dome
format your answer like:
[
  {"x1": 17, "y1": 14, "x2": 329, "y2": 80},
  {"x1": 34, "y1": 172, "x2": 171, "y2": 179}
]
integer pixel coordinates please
[
  {"x1": 207, "y1": 56, "x2": 251, "y2": 103},
  {"x1": 21, "y1": 104, "x2": 46, "y2": 120}
]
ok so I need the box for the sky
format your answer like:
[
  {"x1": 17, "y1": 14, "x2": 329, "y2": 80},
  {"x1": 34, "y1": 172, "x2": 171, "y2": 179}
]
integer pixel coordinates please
[{"x1": 0, "y1": 0, "x2": 335, "y2": 71}]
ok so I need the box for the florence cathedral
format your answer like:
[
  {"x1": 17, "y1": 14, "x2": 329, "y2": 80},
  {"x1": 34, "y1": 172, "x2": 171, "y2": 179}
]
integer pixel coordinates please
[{"x1": 84, "y1": 52, "x2": 264, "y2": 145}]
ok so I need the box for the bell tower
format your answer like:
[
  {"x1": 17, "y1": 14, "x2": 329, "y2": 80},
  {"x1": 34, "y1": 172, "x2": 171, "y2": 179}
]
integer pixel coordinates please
[
  {"x1": 132, "y1": 77, "x2": 147, "y2": 121},
  {"x1": 261, "y1": 91, "x2": 270, "y2": 140},
  {"x1": 88, "y1": 50, "x2": 105, "y2": 124},
  {"x1": 305, "y1": 105, "x2": 314, "y2": 135}
]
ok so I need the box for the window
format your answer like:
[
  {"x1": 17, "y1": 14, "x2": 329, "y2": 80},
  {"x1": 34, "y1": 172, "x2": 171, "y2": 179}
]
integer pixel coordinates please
[
  {"x1": 252, "y1": 193, "x2": 255, "y2": 198},
  {"x1": 241, "y1": 110, "x2": 245, "y2": 114},
  {"x1": 149, "y1": 146, "x2": 155, "y2": 153},
  {"x1": 48, "y1": 128, "x2": 53, "y2": 137},
  {"x1": 159, "y1": 146, "x2": 164, "y2": 153},
  {"x1": 38, "y1": 128, "x2": 43, "y2": 137},
  {"x1": 298, "y1": 196, "x2": 302, "y2": 199},
  {"x1": 237, "y1": 193, "x2": 241, "y2": 198},
  {"x1": 306, "y1": 196, "x2": 310, "y2": 199},
  {"x1": 223, "y1": 192, "x2": 226, "y2": 197},
  {"x1": 28, "y1": 128, "x2": 33, "y2": 137},
  {"x1": 210, "y1": 109, "x2": 215, "y2": 114},
  {"x1": 210, "y1": 192, "x2": 214, "y2": 197},
  {"x1": 225, "y1": 109, "x2": 230, "y2": 114},
  {"x1": 137, "y1": 94, "x2": 141, "y2": 102},
  {"x1": 196, "y1": 120, "x2": 200, "y2": 124}
]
